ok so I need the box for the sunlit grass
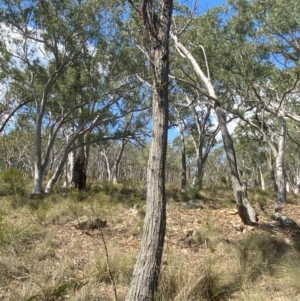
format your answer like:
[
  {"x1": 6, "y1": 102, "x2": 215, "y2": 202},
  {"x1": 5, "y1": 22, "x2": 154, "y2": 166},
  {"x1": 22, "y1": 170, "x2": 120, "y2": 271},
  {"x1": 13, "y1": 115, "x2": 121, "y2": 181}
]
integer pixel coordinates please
[{"x1": 0, "y1": 181, "x2": 299, "y2": 301}]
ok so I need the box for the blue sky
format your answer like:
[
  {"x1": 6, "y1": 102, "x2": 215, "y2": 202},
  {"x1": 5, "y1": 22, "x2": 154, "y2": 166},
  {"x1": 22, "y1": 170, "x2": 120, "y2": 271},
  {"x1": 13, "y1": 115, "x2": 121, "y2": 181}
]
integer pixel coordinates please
[{"x1": 198, "y1": 0, "x2": 226, "y2": 11}]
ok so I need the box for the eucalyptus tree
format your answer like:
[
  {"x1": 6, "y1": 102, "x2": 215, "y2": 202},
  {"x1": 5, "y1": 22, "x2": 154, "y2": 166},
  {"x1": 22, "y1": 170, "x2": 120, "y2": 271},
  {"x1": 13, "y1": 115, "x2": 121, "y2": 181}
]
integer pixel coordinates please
[
  {"x1": 172, "y1": 133, "x2": 199, "y2": 184},
  {"x1": 109, "y1": 110, "x2": 150, "y2": 184},
  {"x1": 177, "y1": 93, "x2": 219, "y2": 188},
  {"x1": 174, "y1": 107, "x2": 188, "y2": 190},
  {"x1": 203, "y1": 146, "x2": 230, "y2": 187},
  {"x1": 232, "y1": 124, "x2": 270, "y2": 190},
  {"x1": 0, "y1": 109, "x2": 36, "y2": 173},
  {"x1": 170, "y1": 10, "x2": 258, "y2": 224},
  {"x1": 45, "y1": 75, "x2": 151, "y2": 192},
  {"x1": 1, "y1": 0, "x2": 123, "y2": 194},
  {"x1": 125, "y1": 0, "x2": 173, "y2": 300},
  {"x1": 0, "y1": 41, "x2": 23, "y2": 132},
  {"x1": 213, "y1": 0, "x2": 300, "y2": 203},
  {"x1": 169, "y1": 70, "x2": 220, "y2": 188}
]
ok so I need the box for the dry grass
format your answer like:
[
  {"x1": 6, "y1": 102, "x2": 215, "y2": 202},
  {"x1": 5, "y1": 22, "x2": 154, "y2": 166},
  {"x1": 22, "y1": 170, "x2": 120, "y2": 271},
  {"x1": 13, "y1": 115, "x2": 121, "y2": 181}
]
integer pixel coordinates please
[{"x1": 0, "y1": 179, "x2": 300, "y2": 301}]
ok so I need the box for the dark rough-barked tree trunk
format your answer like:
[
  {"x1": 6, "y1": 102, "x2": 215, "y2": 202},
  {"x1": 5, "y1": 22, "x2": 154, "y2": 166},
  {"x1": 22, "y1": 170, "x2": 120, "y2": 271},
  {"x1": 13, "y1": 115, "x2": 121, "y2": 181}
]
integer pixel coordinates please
[
  {"x1": 72, "y1": 156, "x2": 86, "y2": 190},
  {"x1": 125, "y1": 0, "x2": 173, "y2": 300}
]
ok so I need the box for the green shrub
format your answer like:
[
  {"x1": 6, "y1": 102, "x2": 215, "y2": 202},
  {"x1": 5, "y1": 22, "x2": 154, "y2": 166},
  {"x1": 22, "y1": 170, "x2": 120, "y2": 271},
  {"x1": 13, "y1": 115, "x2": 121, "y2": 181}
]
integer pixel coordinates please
[{"x1": 0, "y1": 168, "x2": 26, "y2": 196}]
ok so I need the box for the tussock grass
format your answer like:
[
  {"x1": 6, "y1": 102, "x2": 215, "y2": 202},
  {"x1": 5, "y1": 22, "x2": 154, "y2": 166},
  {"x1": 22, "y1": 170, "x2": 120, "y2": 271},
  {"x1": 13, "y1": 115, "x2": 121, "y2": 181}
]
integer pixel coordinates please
[
  {"x1": 0, "y1": 216, "x2": 44, "y2": 249},
  {"x1": 234, "y1": 235, "x2": 284, "y2": 294},
  {"x1": 91, "y1": 246, "x2": 136, "y2": 285},
  {"x1": 235, "y1": 233, "x2": 290, "y2": 283},
  {"x1": 156, "y1": 252, "x2": 237, "y2": 301},
  {"x1": 0, "y1": 182, "x2": 300, "y2": 301},
  {"x1": 275, "y1": 253, "x2": 300, "y2": 291}
]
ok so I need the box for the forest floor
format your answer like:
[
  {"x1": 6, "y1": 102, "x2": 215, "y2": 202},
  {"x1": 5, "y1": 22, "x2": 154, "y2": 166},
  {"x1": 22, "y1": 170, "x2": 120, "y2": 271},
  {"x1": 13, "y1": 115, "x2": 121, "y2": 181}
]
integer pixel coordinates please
[{"x1": 1, "y1": 185, "x2": 300, "y2": 301}]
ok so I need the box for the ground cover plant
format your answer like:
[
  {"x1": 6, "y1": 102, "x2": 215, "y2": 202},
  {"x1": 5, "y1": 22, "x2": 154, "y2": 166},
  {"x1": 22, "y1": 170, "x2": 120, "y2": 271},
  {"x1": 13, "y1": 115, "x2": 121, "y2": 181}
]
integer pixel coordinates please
[{"x1": 0, "y1": 178, "x2": 300, "y2": 301}]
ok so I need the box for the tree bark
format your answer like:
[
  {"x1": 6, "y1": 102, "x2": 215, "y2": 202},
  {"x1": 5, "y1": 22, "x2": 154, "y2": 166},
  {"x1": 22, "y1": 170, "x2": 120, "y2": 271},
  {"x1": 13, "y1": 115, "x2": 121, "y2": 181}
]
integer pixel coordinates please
[
  {"x1": 294, "y1": 176, "x2": 300, "y2": 194},
  {"x1": 101, "y1": 150, "x2": 111, "y2": 182},
  {"x1": 178, "y1": 117, "x2": 187, "y2": 192},
  {"x1": 32, "y1": 107, "x2": 45, "y2": 194},
  {"x1": 275, "y1": 115, "x2": 286, "y2": 203},
  {"x1": 259, "y1": 167, "x2": 266, "y2": 191},
  {"x1": 112, "y1": 139, "x2": 127, "y2": 184},
  {"x1": 72, "y1": 156, "x2": 86, "y2": 190},
  {"x1": 125, "y1": 0, "x2": 173, "y2": 300},
  {"x1": 45, "y1": 150, "x2": 69, "y2": 193},
  {"x1": 214, "y1": 105, "x2": 258, "y2": 224}
]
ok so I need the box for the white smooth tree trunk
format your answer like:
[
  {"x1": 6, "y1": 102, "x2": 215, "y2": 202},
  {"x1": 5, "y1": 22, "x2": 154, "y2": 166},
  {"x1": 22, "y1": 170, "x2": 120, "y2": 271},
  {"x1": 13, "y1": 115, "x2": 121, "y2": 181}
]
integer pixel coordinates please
[
  {"x1": 259, "y1": 167, "x2": 266, "y2": 191},
  {"x1": 275, "y1": 115, "x2": 286, "y2": 203},
  {"x1": 178, "y1": 117, "x2": 187, "y2": 192},
  {"x1": 171, "y1": 34, "x2": 257, "y2": 225},
  {"x1": 112, "y1": 139, "x2": 127, "y2": 184},
  {"x1": 32, "y1": 106, "x2": 45, "y2": 194},
  {"x1": 101, "y1": 150, "x2": 111, "y2": 182},
  {"x1": 294, "y1": 176, "x2": 300, "y2": 194}
]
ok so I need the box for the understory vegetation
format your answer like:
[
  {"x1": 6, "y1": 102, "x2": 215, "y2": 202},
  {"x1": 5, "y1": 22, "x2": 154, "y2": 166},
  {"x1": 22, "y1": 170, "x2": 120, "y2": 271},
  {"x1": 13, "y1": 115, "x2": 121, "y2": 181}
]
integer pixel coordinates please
[{"x1": 0, "y1": 175, "x2": 300, "y2": 301}]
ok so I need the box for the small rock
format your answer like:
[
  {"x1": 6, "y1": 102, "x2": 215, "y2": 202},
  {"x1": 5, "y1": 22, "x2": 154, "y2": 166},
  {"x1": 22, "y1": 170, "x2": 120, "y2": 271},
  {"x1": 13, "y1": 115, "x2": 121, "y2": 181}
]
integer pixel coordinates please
[
  {"x1": 273, "y1": 212, "x2": 282, "y2": 221},
  {"x1": 270, "y1": 213, "x2": 298, "y2": 228},
  {"x1": 281, "y1": 215, "x2": 297, "y2": 227},
  {"x1": 73, "y1": 215, "x2": 107, "y2": 230},
  {"x1": 231, "y1": 221, "x2": 244, "y2": 232},
  {"x1": 184, "y1": 200, "x2": 206, "y2": 209}
]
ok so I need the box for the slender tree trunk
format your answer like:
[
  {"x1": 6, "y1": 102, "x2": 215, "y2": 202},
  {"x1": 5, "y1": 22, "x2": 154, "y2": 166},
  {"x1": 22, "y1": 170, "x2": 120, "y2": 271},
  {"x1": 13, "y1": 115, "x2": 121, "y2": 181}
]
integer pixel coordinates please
[
  {"x1": 294, "y1": 175, "x2": 300, "y2": 194},
  {"x1": 275, "y1": 115, "x2": 286, "y2": 203},
  {"x1": 259, "y1": 167, "x2": 266, "y2": 191},
  {"x1": 85, "y1": 144, "x2": 90, "y2": 177},
  {"x1": 45, "y1": 151, "x2": 69, "y2": 193},
  {"x1": 33, "y1": 115, "x2": 44, "y2": 194},
  {"x1": 63, "y1": 134, "x2": 76, "y2": 188},
  {"x1": 178, "y1": 117, "x2": 187, "y2": 192},
  {"x1": 72, "y1": 156, "x2": 86, "y2": 190},
  {"x1": 266, "y1": 150, "x2": 278, "y2": 191},
  {"x1": 125, "y1": 1, "x2": 172, "y2": 300},
  {"x1": 101, "y1": 150, "x2": 111, "y2": 182},
  {"x1": 214, "y1": 104, "x2": 257, "y2": 224},
  {"x1": 195, "y1": 147, "x2": 205, "y2": 188},
  {"x1": 112, "y1": 140, "x2": 127, "y2": 184},
  {"x1": 46, "y1": 132, "x2": 76, "y2": 193}
]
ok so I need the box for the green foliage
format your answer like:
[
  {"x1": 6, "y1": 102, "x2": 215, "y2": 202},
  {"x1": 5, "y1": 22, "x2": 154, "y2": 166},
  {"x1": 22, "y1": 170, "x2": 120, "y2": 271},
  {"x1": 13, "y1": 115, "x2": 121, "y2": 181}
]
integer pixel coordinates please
[{"x1": 0, "y1": 168, "x2": 26, "y2": 196}]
